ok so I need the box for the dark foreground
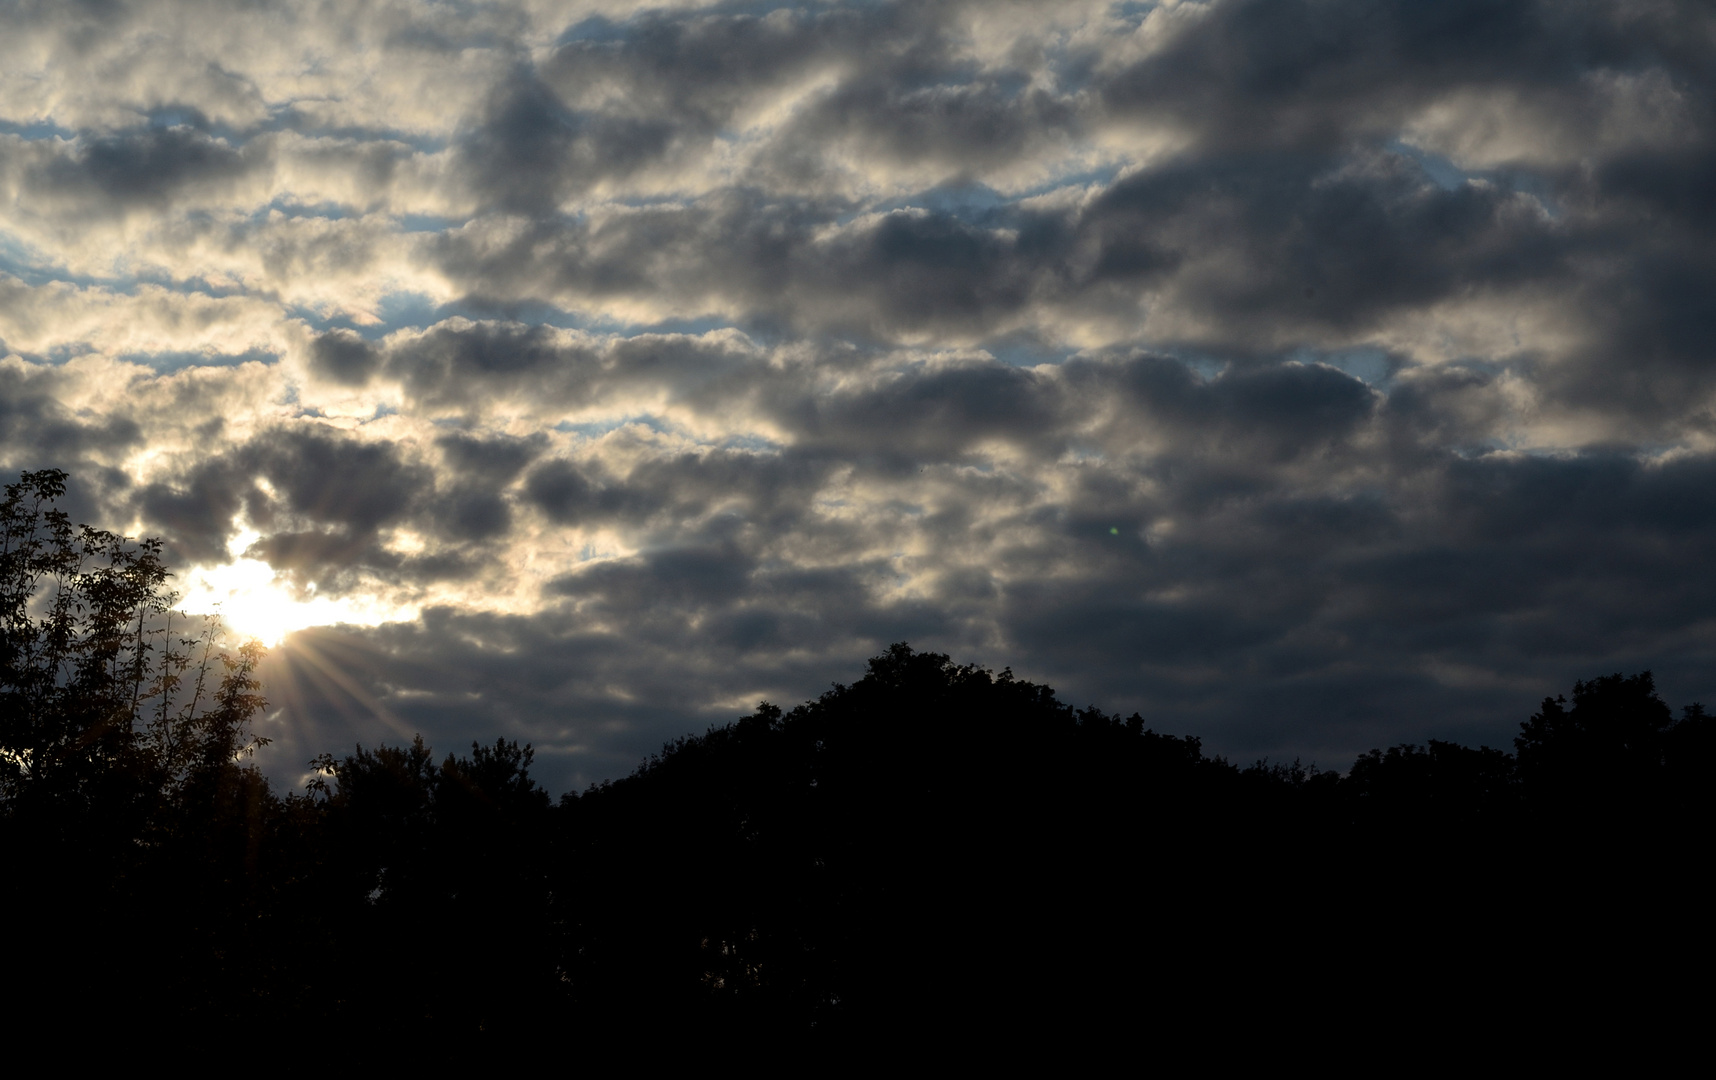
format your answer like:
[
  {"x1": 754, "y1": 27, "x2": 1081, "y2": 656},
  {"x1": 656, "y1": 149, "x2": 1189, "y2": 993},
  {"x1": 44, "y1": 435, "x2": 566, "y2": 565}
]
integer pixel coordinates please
[{"x1": 5, "y1": 643, "x2": 1711, "y2": 1047}]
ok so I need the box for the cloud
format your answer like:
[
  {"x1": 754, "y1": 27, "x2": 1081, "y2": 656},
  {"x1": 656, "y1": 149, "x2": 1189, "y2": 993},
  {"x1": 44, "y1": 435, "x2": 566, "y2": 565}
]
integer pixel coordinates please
[{"x1": 3, "y1": 0, "x2": 1715, "y2": 792}]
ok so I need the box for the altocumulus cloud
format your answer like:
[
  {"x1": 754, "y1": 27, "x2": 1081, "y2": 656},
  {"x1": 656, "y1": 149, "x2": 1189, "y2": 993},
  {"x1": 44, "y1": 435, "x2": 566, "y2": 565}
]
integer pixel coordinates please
[{"x1": 3, "y1": 0, "x2": 1715, "y2": 790}]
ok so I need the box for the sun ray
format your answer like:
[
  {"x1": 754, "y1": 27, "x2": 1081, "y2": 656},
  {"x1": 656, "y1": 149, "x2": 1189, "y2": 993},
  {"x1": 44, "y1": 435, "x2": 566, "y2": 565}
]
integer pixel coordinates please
[{"x1": 279, "y1": 632, "x2": 420, "y2": 745}]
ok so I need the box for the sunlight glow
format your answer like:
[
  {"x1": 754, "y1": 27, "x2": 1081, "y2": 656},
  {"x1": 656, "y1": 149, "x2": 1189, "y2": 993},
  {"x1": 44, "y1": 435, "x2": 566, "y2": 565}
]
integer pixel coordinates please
[{"x1": 178, "y1": 528, "x2": 420, "y2": 646}]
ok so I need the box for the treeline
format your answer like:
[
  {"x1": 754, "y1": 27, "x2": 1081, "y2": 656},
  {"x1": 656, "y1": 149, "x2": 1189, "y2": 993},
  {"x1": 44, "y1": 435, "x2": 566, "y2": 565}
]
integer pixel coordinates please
[{"x1": 4, "y1": 470, "x2": 1711, "y2": 1042}]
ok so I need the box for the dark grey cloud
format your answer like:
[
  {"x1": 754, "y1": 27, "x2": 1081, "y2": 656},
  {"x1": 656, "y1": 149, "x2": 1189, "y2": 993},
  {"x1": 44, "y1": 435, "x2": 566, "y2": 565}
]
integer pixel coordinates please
[
  {"x1": 429, "y1": 193, "x2": 1054, "y2": 342},
  {"x1": 137, "y1": 463, "x2": 255, "y2": 565},
  {"x1": 250, "y1": 426, "x2": 426, "y2": 533},
  {"x1": 457, "y1": 72, "x2": 676, "y2": 213},
  {"x1": 0, "y1": 364, "x2": 141, "y2": 532},
  {"x1": 524, "y1": 444, "x2": 835, "y2": 550},
  {"x1": 428, "y1": 148, "x2": 1575, "y2": 354},
  {"x1": 435, "y1": 430, "x2": 545, "y2": 481},
  {"x1": 0, "y1": 363, "x2": 141, "y2": 461},
  {"x1": 524, "y1": 457, "x2": 651, "y2": 526},
  {"x1": 1095, "y1": 0, "x2": 1687, "y2": 149},
  {"x1": 1000, "y1": 443, "x2": 1716, "y2": 762},
  {"x1": 782, "y1": 361, "x2": 1060, "y2": 463},
  {"x1": 386, "y1": 321, "x2": 600, "y2": 408},
  {"x1": 129, "y1": 424, "x2": 436, "y2": 583},
  {"x1": 549, "y1": 541, "x2": 756, "y2": 611},
  {"x1": 544, "y1": 5, "x2": 872, "y2": 120},
  {"x1": 1086, "y1": 151, "x2": 1564, "y2": 325},
  {"x1": 531, "y1": 3, "x2": 984, "y2": 187},
  {"x1": 1086, "y1": 353, "x2": 1380, "y2": 465},
  {"x1": 308, "y1": 329, "x2": 383, "y2": 388},
  {"x1": 18, "y1": 125, "x2": 262, "y2": 217}
]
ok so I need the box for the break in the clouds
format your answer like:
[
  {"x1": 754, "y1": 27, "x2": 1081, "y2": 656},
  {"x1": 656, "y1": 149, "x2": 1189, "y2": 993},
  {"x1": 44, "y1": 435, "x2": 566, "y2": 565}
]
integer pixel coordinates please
[{"x1": 4, "y1": 0, "x2": 1715, "y2": 790}]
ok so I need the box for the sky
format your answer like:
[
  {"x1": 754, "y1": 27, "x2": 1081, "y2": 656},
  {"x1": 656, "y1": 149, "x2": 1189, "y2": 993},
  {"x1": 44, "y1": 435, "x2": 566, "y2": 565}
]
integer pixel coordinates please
[{"x1": 3, "y1": 0, "x2": 1714, "y2": 792}]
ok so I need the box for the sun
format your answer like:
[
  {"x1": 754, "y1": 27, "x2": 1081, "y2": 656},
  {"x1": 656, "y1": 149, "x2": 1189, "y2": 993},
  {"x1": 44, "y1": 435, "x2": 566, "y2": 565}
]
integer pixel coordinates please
[{"x1": 177, "y1": 529, "x2": 417, "y2": 646}]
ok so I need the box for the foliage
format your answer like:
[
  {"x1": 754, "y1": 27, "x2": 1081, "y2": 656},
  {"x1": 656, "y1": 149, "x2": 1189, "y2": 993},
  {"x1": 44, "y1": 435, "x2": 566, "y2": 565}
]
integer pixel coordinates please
[
  {"x1": 0, "y1": 469, "x2": 270, "y2": 816},
  {"x1": 297, "y1": 736, "x2": 559, "y2": 1035},
  {"x1": 1, "y1": 469, "x2": 282, "y2": 1034}
]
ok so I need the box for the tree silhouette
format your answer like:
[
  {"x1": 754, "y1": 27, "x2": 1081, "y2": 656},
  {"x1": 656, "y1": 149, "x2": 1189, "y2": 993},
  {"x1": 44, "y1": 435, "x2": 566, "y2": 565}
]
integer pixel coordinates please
[
  {"x1": 1516, "y1": 671, "x2": 1678, "y2": 825},
  {"x1": 557, "y1": 644, "x2": 1289, "y2": 1040},
  {"x1": 303, "y1": 736, "x2": 559, "y2": 1035},
  {"x1": 0, "y1": 469, "x2": 274, "y2": 1030}
]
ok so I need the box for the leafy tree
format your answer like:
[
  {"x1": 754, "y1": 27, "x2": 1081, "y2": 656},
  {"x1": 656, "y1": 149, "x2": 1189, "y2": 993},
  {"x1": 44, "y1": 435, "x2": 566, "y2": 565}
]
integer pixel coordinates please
[
  {"x1": 1515, "y1": 671, "x2": 1677, "y2": 828},
  {"x1": 303, "y1": 736, "x2": 558, "y2": 1036},
  {"x1": 1, "y1": 469, "x2": 275, "y2": 1028},
  {"x1": 560, "y1": 644, "x2": 1272, "y2": 1039},
  {"x1": 1345, "y1": 739, "x2": 1517, "y2": 833},
  {"x1": 0, "y1": 468, "x2": 269, "y2": 819}
]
